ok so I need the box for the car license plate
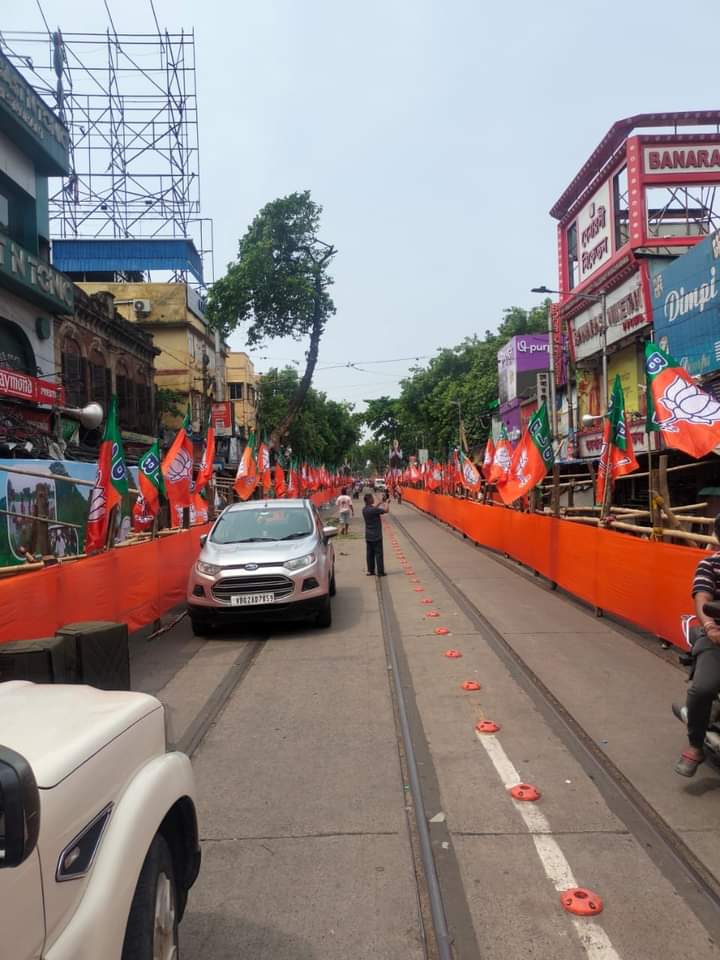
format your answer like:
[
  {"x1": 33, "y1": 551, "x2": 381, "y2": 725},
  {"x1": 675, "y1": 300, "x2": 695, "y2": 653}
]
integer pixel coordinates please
[{"x1": 230, "y1": 593, "x2": 274, "y2": 607}]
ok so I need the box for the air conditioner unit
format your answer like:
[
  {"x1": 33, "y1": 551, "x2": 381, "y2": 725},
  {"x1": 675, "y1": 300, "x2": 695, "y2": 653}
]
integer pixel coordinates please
[{"x1": 133, "y1": 299, "x2": 152, "y2": 315}]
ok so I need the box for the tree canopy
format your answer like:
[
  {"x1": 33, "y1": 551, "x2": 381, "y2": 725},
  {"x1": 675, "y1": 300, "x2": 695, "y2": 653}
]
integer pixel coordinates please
[
  {"x1": 257, "y1": 366, "x2": 360, "y2": 467},
  {"x1": 363, "y1": 304, "x2": 549, "y2": 459},
  {"x1": 207, "y1": 191, "x2": 336, "y2": 447}
]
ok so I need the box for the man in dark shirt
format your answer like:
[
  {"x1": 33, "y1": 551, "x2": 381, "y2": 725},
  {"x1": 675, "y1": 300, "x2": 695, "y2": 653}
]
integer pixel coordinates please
[
  {"x1": 675, "y1": 515, "x2": 720, "y2": 776},
  {"x1": 363, "y1": 493, "x2": 389, "y2": 577}
]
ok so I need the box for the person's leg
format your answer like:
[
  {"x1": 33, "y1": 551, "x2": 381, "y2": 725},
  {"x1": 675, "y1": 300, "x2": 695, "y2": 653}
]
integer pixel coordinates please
[
  {"x1": 677, "y1": 647, "x2": 720, "y2": 775},
  {"x1": 376, "y1": 539, "x2": 385, "y2": 576},
  {"x1": 366, "y1": 539, "x2": 375, "y2": 575}
]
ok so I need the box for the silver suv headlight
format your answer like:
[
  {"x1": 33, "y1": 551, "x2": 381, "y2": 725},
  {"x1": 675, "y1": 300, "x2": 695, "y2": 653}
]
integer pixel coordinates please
[
  {"x1": 196, "y1": 560, "x2": 222, "y2": 576},
  {"x1": 284, "y1": 553, "x2": 316, "y2": 572}
]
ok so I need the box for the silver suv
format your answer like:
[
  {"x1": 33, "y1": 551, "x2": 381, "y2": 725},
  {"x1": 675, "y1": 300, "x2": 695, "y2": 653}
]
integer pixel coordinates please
[{"x1": 187, "y1": 499, "x2": 338, "y2": 633}]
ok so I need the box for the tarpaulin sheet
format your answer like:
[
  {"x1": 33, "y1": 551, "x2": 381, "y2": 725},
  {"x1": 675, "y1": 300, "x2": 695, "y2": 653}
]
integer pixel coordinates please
[
  {"x1": 402, "y1": 488, "x2": 702, "y2": 649},
  {"x1": 0, "y1": 525, "x2": 210, "y2": 644}
]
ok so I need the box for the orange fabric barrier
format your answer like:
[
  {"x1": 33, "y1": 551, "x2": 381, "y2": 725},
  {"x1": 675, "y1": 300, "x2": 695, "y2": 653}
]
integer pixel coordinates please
[
  {"x1": 403, "y1": 488, "x2": 702, "y2": 649},
  {"x1": 0, "y1": 524, "x2": 210, "y2": 645}
]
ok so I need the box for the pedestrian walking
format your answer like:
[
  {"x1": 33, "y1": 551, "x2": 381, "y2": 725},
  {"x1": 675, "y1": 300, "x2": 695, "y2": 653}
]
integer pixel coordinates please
[
  {"x1": 336, "y1": 486, "x2": 354, "y2": 535},
  {"x1": 362, "y1": 492, "x2": 389, "y2": 577}
]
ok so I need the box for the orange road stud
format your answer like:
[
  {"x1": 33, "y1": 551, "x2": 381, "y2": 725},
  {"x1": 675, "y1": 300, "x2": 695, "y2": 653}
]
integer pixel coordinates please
[
  {"x1": 426, "y1": 611, "x2": 440, "y2": 618},
  {"x1": 421, "y1": 598, "x2": 433, "y2": 605},
  {"x1": 444, "y1": 649, "x2": 462, "y2": 658},
  {"x1": 475, "y1": 720, "x2": 500, "y2": 733},
  {"x1": 411, "y1": 578, "x2": 421, "y2": 584},
  {"x1": 414, "y1": 586, "x2": 424, "y2": 592},
  {"x1": 560, "y1": 889, "x2": 604, "y2": 917},
  {"x1": 435, "y1": 626, "x2": 450, "y2": 635},
  {"x1": 509, "y1": 783, "x2": 541, "y2": 802},
  {"x1": 461, "y1": 680, "x2": 481, "y2": 691}
]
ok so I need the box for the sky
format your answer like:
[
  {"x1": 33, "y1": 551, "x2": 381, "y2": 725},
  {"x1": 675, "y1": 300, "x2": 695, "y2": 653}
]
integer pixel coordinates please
[{"x1": 3, "y1": 0, "x2": 718, "y2": 409}]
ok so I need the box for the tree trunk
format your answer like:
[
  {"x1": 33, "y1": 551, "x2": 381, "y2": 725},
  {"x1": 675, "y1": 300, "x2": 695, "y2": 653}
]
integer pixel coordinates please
[{"x1": 269, "y1": 270, "x2": 325, "y2": 450}]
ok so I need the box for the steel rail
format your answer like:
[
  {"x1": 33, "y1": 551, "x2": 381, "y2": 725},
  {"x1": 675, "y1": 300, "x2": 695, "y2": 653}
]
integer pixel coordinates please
[
  {"x1": 376, "y1": 580, "x2": 454, "y2": 960},
  {"x1": 391, "y1": 511, "x2": 720, "y2": 943}
]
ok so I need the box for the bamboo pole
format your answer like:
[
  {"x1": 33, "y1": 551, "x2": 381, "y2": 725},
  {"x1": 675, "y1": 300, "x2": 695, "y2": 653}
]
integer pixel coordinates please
[
  {"x1": 0, "y1": 464, "x2": 139, "y2": 495},
  {"x1": 0, "y1": 561, "x2": 45, "y2": 577},
  {"x1": 0, "y1": 508, "x2": 83, "y2": 529},
  {"x1": 610, "y1": 519, "x2": 717, "y2": 546}
]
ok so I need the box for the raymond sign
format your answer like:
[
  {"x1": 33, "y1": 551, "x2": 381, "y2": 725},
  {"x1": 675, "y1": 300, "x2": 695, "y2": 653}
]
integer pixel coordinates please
[
  {"x1": 0, "y1": 368, "x2": 64, "y2": 406},
  {"x1": 211, "y1": 401, "x2": 233, "y2": 437}
]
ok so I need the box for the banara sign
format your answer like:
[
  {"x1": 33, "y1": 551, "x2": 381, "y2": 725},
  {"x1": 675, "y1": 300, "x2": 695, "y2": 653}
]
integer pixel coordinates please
[
  {"x1": 0, "y1": 237, "x2": 75, "y2": 315},
  {"x1": 650, "y1": 231, "x2": 720, "y2": 377},
  {"x1": 0, "y1": 49, "x2": 69, "y2": 175}
]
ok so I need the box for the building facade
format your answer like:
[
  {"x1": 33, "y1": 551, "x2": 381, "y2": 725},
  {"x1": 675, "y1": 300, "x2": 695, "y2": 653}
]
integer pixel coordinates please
[
  {"x1": 225, "y1": 351, "x2": 258, "y2": 439},
  {"x1": 55, "y1": 288, "x2": 158, "y2": 458},
  {"x1": 548, "y1": 111, "x2": 720, "y2": 459},
  {"x1": 77, "y1": 280, "x2": 228, "y2": 435},
  {"x1": 0, "y1": 49, "x2": 74, "y2": 454}
]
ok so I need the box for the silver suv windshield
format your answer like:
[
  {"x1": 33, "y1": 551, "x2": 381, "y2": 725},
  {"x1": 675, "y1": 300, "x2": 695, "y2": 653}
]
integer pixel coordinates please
[{"x1": 211, "y1": 506, "x2": 314, "y2": 544}]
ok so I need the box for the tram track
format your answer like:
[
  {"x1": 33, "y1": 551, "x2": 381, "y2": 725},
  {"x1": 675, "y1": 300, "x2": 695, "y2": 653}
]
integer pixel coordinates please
[{"x1": 390, "y1": 510, "x2": 720, "y2": 945}]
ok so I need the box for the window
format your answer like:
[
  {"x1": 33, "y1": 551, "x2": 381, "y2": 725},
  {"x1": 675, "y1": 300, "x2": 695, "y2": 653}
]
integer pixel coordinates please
[
  {"x1": 116, "y1": 362, "x2": 134, "y2": 428},
  {"x1": 565, "y1": 222, "x2": 579, "y2": 290},
  {"x1": 136, "y1": 382, "x2": 153, "y2": 434},
  {"x1": 62, "y1": 338, "x2": 86, "y2": 407},
  {"x1": 89, "y1": 349, "x2": 110, "y2": 413},
  {"x1": 646, "y1": 183, "x2": 720, "y2": 239},
  {"x1": 0, "y1": 194, "x2": 8, "y2": 232},
  {"x1": 613, "y1": 167, "x2": 629, "y2": 250},
  {"x1": 228, "y1": 382, "x2": 244, "y2": 400}
]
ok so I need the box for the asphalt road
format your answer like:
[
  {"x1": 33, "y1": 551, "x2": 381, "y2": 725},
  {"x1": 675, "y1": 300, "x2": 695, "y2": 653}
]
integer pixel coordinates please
[{"x1": 131, "y1": 499, "x2": 720, "y2": 960}]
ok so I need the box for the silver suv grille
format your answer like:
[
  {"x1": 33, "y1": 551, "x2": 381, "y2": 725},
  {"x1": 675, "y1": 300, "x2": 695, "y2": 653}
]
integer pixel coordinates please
[{"x1": 212, "y1": 574, "x2": 294, "y2": 604}]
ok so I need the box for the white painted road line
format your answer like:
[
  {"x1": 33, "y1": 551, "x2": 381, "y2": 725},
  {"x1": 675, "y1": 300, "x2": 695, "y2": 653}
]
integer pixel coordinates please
[{"x1": 476, "y1": 731, "x2": 622, "y2": 960}]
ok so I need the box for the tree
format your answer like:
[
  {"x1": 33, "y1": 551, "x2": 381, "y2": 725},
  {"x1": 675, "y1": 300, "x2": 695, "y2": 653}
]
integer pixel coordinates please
[
  {"x1": 207, "y1": 191, "x2": 336, "y2": 448},
  {"x1": 257, "y1": 367, "x2": 360, "y2": 467},
  {"x1": 362, "y1": 304, "x2": 549, "y2": 459}
]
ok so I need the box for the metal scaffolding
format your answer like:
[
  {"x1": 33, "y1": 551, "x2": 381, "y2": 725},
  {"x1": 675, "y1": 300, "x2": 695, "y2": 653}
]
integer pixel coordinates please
[{"x1": 0, "y1": 27, "x2": 213, "y2": 283}]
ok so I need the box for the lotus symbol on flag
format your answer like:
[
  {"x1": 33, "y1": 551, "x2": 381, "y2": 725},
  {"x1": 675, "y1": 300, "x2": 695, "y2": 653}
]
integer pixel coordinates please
[
  {"x1": 495, "y1": 446, "x2": 511, "y2": 471},
  {"x1": 87, "y1": 483, "x2": 107, "y2": 523},
  {"x1": 515, "y1": 449, "x2": 530, "y2": 488},
  {"x1": 167, "y1": 447, "x2": 193, "y2": 484},
  {"x1": 657, "y1": 376, "x2": 720, "y2": 430}
]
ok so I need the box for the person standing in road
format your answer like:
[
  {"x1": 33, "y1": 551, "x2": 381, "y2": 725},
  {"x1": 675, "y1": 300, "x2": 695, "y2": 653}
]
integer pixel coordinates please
[
  {"x1": 675, "y1": 514, "x2": 720, "y2": 776},
  {"x1": 336, "y1": 487, "x2": 354, "y2": 535},
  {"x1": 363, "y1": 492, "x2": 389, "y2": 576}
]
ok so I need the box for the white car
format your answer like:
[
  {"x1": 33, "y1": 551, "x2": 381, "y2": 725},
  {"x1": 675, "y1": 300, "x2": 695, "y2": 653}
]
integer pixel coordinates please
[
  {"x1": 372, "y1": 478, "x2": 387, "y2": 492},
  {"x1": 0, "y1": 681, "x2": 200, "y2": 960}
]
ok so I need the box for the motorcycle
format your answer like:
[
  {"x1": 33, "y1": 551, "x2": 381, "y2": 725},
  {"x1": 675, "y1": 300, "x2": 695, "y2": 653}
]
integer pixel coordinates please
[{"x1": 674, "y1": 600, "x2": 720, "y2": 762}]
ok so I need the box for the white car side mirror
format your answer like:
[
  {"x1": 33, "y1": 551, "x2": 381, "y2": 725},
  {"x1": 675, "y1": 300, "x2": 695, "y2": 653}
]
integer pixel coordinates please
[{"x1": 323, "y1": 526, "x2": 338, "y2": 539}]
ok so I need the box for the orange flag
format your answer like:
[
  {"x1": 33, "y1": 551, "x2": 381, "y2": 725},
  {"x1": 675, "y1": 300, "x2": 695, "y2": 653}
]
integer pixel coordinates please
[
  {"x1": 274, "y1": 463, "x2": 287, "y2": 498},
  {"x1": 497, "y1": 404, "x2": 554, "y2": 505},
  {"x1": 234, "y1": 437, "x2": 258, "y2": 501},
  {"x1": 258, "y1": 441, "x2": 272, "y2": 494}
]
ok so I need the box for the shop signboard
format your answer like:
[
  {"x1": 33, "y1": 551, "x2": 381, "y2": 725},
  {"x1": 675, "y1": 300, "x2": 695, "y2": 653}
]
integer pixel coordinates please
[
  {"x1": 578, "y1": 422, "x2": 649, "y2": 459},
  {"x1": 497, "y1": 335, "x2": 549, "y2": 404},
  {"x1": 0, "y1": 458, "x2": 138, "y2": 566},
  {"x1": 571, "y1": 273, "x2": 648, "y2": 361},
  {"x1": 499, "y1": 398, "x2": 521, "y2": 436},
  {"x1": 0, "y1": 367, "x2": 64, "y2": 406},
  {"x1": 643, "y1": 144, "x2": 720, "y2": 177},
  {"x1": 650, "y1": 230, "x2": 720, "y2": 377},
  {"x1": 211, "y1": 400, "x2": 233, "y2": 437},
  {"x1": 577, "y1": 180, "x2": 612, "y2": 283},
  {"x1": 0, "y1": 237, "x2": 75, "y2": 314}
]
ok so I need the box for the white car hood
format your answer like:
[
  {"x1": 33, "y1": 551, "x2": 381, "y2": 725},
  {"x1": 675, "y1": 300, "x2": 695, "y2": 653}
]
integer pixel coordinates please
[{"x1": 0, "y1": 682, "x2": 163, "y2": 788}]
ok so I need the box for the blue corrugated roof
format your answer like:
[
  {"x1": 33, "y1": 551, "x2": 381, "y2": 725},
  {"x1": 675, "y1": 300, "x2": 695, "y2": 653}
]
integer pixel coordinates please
[{"x1": 53, "y1": 238, "x2": 204, "y2": 284}]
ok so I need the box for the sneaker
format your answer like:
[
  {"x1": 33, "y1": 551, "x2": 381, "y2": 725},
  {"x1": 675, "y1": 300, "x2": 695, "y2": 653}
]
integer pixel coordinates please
[{"x1": 672, "y1": 703, "x2": 688, "y2": 724}]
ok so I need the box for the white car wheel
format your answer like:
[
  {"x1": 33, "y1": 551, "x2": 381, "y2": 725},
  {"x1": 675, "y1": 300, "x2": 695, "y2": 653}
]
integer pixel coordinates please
[{"x1": 154, "y1": 870, "x2": 178, "y2": 960}]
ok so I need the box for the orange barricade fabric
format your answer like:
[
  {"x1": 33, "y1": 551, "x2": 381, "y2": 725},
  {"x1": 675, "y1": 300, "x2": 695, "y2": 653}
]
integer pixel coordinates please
[
  {"x1": 402, "y1": 488, "x2": 702, "y2": 649},
  {"x1": 0, "y1": 524, "x2": 210, "y2": 645}
]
